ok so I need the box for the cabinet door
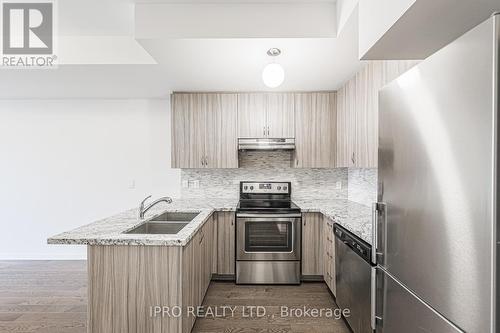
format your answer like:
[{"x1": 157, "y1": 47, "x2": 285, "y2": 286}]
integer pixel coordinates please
[
  {"x1": 266, "y1": 93, "x2": 295, "y2": 138},
  {"x1": 182, "y1": 229, "x2": 201, "y2": 333},
  {"x1": 201, "y1": 217, "x2": 213, "y2": 296},
  {"x1": 365, "y1": 62, "x2": 384, "y2": 167},
  {"x1": 205, "y1": 94, "x2": 238, "y2": 168},
  {"x1": 355, "y1": 67, "x2": 369, "y2": 167},
  {"x1": 345, "y1": 79, "x2": 357, "y2": 167},
  {"x1": 302, "y1": 213, "x2": 323, "y2": 276},
  {"x1": 323, "y1": 218, "x2": 336, "y2": 295},
  {"x1": 323, "y1": 218, "x2": 330, "y2": 288},
  {"x1": 217, "y1": 212, "x2": 235, "y2": 275},
  {"x1": 336, "y1": 86, "x2": 353, "y2": 167},
  {"x1": 294, "y1": 92, "x2": 337, "y2": 168},
  {"x1": 171, "y1": 93, "x2": 206, "y2": 168},
  {"x1": 237, "y1": 93, "x2": 267, "y2": 138}
]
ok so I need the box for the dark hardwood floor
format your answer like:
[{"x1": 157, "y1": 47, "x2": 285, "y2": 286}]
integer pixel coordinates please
[
  {"x1": 0, "y1": 260, "x2": 87, "y2": 333},
  {"x1": 193, "y1": 282, "x2": 351, "y2": 333},
  {"x1": 0, "y1": 261, "x2": 350, "y2": 333}
]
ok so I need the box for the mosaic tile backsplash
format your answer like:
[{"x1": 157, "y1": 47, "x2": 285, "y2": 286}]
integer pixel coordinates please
[
  {"x1": 181, "y1": 151, "x2": 348, "y2": 201},
  {"x1": 180, "y1": 151, "x2": 377, "y2": 206}
]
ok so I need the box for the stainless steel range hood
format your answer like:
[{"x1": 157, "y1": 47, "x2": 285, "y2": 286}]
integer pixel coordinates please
[{"x1": 238, "y1": 138, "x2": 295, "y2": 150}]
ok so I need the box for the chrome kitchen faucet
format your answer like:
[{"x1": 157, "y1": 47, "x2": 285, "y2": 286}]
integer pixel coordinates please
[{"x1": 138, "y1": 195, "x2": 173, "y2": 219}]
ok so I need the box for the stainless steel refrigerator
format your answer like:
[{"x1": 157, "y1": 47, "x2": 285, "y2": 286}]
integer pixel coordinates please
[{"x1": 373, "y1": 13, "x2": 499, "y2": 333}]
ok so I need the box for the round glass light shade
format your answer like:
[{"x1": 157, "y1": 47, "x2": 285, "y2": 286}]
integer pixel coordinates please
[{"x1": 262, "y1": 63, "x2": 285, "y2": 88}]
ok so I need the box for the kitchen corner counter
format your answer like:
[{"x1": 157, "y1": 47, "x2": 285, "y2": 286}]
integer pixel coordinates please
[
  {"x1": 48, "y1": 197, "x2": 371, "y2": 247},
  {"x1": 295, "y1": 199, "x2": 372, "y2": 245},
  {"x1": 47, "y1": 198, "x2": 237, "y2": 247}
]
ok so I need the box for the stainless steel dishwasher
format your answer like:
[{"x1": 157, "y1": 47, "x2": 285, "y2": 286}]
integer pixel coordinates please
[{"x1": 334, "y1": 223, "x2": 373, "y2": 333}]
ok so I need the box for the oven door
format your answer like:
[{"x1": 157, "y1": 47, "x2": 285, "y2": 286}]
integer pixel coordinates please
[{"x1": 236, "y1": 213, "x2": 301, "y2": 261}]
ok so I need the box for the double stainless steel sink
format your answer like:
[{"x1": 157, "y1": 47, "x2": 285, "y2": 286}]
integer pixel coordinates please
[{"x1": 125, "y1": 212, "x2": 199, "y2": 235}]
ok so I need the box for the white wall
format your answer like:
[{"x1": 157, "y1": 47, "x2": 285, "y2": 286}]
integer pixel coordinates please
[
  {"x1": 358, "y1": 0, "x2": 416, "y2": 58},
  {"x1": 359, "y1": 0, "x2": 500, "y2": 60},
  {"x1": 135, "y1": 3, "x2": 337, "y2": 38},
  {"x1": 336, "y1": 0, "x2": 358, "y2": 35},
  {"x1": 0, "y1": 99, "x2": 180, "y2": 260}
]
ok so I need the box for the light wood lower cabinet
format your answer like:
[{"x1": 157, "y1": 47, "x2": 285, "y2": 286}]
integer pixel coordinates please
[
  {"x1": 216, "y1": 211, "x2": 235, "y2": 276},
  {"x1": 88, "y1": 245, "x2": 183, "y2": 333},
  {"x1": 322, "y1": 217, "x2": 336, "y2": 295},
  {"x1": 87, "y1": 216, "x2": 215, "y2": 333},
  {"x1": 301, "y1": 213, "x2": 324, "y2": 276},
  {"x1": 182, "y1": 215, "x2": 214, "y2": 333}
]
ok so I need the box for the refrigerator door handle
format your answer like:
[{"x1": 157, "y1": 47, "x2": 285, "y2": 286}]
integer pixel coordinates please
[
  {"x1": 372, "y1": 202, "x2": 386, "y2": 265},
  {"x1": 371, "y1": 203, "x2": 378, "y2": 264},
  {"x1": 371, "y1": 266, "x2": 377, "y2": 330},
  {"x1": 371, "y1": 266, "x2": 383, "y2": 331}
]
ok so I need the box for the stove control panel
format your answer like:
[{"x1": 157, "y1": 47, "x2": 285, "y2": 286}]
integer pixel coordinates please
[{"x1": 241, "y1": 182, "x2": 290, "y2": 194}]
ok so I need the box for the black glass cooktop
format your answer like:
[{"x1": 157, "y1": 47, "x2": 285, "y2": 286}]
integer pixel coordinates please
[{"x1": 237, "y1": 199, "x2": 300, "y2": 212}]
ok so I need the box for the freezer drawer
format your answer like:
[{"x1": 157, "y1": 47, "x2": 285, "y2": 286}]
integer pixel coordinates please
[{"x1": 374, "y1": 267, "x2": 463, "y2": 333}]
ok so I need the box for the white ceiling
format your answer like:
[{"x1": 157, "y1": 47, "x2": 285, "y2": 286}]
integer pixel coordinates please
[
  {"x1": 0, "y1": 0, "x2": 364, "y2": 99},
  {"x1": 138, "y1": 23, "x2": 360, "y2": 92}
]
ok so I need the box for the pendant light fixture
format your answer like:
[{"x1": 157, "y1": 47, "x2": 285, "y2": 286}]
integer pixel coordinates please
[{"x1": 262, "y1": 48, "x2": 284, "y2": 88}]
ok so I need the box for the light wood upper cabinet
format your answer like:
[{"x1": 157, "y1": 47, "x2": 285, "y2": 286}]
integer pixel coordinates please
[
  {"x1": 266, "y1": 93, "x2": 295, "y2": 138},
  {"x1": 237, "y1": 93, "x2": 267, "y2": 138},
  {"x1": 171, "y1": 93, "x2": 206, "y2": 168},
  {"x1": 302, "y1": 212, "x2": 324, "y2": 276},
  {"x1": 171, "y1": 93, "x2": 238, "y2": 168},
  {"x1": 336, "y1": 86, "x2": 350, "y2": 167},
  {"x1": 336, "y1": 60, "x2": 419, "y2": 168},
  {"x1": 294, "y1": 92, "x2": 337, "y2": 168},
  {"x1": 237, "y1": 93, "x2": 295, "y2": 138},
  {"x1": 205, "y1": 94, "x2": 238, "y2": 168}
]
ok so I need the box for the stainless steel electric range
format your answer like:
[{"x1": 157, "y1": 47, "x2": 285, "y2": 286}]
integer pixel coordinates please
[{"x1": 235, "y1": 181, "x2": 301, "y2": 284}]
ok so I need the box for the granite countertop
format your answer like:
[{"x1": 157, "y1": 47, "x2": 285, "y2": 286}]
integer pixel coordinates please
[
  {"x1": 48, "y1": 197, "x2": 372, "y2": 247},
  {"x1": 294, "y1": 199, "x2": 372, "y2": 244},
  {"x1": 47, "y1": 198, "x2": 238, "y2": 247}
]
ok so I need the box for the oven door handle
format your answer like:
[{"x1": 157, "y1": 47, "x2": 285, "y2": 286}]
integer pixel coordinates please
[{"x1": 236, "y1": 213, "x2": 302, "y2": 218}]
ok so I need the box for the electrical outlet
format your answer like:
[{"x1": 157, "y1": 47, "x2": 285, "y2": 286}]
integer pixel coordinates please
[
  {"x1": 128, "y1": 179, "x2": 136, "y2": 189},
  {"x1": 335, "y1": 181, "x2": 342, "y2": 190}
]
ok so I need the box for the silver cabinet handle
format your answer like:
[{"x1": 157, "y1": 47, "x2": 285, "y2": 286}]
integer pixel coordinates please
[
  {"x1": 267, "y1": 126, "x2": 270, "y2": 136},
  {"x1": 351, "y1": 152, "x2": 355, "y2": 164},
  {"x1": 201, "y1": 156, "x2": 204, "y2": 167},
  {"x1": 204, "y1": 155, "x2": 208, "y2": 167},
  {"x1": 199, "y1": 231, "x2": 204, "y2": 244},
  {"x1": 263, "y1": 126, "x2": 266, "y2": 136}
]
